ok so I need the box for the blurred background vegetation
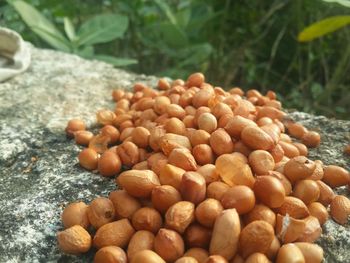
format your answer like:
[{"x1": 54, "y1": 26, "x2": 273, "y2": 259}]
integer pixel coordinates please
[{"x1": 1, "y1": 0, "x2": 349, "y2": 119}]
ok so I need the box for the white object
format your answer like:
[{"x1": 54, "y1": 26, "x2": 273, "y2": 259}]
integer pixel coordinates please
[{"x1": 0, "y1": 27, "x2": 31, "y2": 82}]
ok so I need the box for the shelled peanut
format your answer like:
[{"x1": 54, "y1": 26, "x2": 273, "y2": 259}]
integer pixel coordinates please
[{"x1": 59, "y1": 72, "x2": 350, "y2": 262}]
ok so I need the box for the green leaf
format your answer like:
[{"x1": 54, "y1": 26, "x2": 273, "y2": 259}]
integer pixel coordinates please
[
  {"x1": 322, "y1": 0, "x2": 350, "y2": 8},
  {"x1": 92, "y1": 55, "x2": 138, "y2": 67},
  {"x1": 153, "y1": 0, "x2": 178, "y2": 25},
  {"x1": 175, "y1": 8, "x2": 191, "y2": 29},
  {"x1": 10, "y1": 0, "x2": 70, "y2": 52},
  {"x1": 298, "y1": 16, "x2": 350, "y2": 42},
  {"x1": 77, "y1": 14, "x2": 128, "y2": 46},
  {"x1": 76, "y1": 46, "x2": 94, "y2": 58},
  {"x1": 64, "y1": 17, "x2": 76, "y2": 41}
]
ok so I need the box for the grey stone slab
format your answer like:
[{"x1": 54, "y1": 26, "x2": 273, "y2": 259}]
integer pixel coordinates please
[{"x1": 0, "y1": 46, "x2": 348, "y2": 262}]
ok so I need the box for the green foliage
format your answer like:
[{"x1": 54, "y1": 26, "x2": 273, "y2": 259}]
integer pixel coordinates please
[
  {"x1": 10, "y1": 0, "x2": 70, "y2": 52},
  {"x1": 1, "y1": 0, "x2": 349, "y2": 119},
  {"x1": 77, "y1": 14, "x2": 128, "y2": 46},
  {"x1": 63, "y1": 17, "x2": 76, "y2": 41},
  {"x1": 6, "y1": 0, "x2": 136, "y2": 66}
]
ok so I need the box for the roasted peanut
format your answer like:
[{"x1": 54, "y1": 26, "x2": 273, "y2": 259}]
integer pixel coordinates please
[
  {"x1": 307, "y1": 202, "x2": 329, "y2": 225},
  {"x1": 93, "y1": 219, "x2": 135, "y2": 249},
  {"x1": 87, "y1": 197, "x2": 115, "y2": 229},
  {"x1": 131, "y1": 250, "x2": 166, "y2": 263},
  {"x1": 276, "y1": 244, "x2": 305, "y2": 263},
  {"x1": 195, "y1": 198, "x2": 224, "y2": 228},
  {"x1": 109, "y1": 190, "x2": 141, "y2": 219},
  {"x1": 78, "y1": 148, "x2": 99, "y2": 170},
  {"x1": 209, "y1": 209, "x2": 241, "y2": 260},
  {"x1": 322, "y1": 165, "x2": 350, "y2": 188},
  {"x1": 275, "y1": 196, "x2": 309, "y2": 219},
  {"x1": 193, "y1": 144, "x2": 214, "y2": 165},
  {"x1": 294, "y1": 242, "x2": 323, "y2": 263},
  {"x1": 293, "y1": 180, "x2": 320, "y2": 205},
  {"x1": 207, "y1": 182, "x2": 231, "y2": 201},
  {"x1": 61, "y1": 202, "x2": 90, "y2": 229},
  {"x1": 330, "y1": 195, "x2": 350, "y2": 225},
  {"x1": 159, "y1": 164, "x2": 185, "y2": 190},
  {"x1": 65, "y1": 119, "x2": 86, "y2": 138},
  {"x1": 98, "y1": 150, "x2": 122, "y2": 177},
  {"x1": 248, "y1": 150, "x2": 275, "y2": 175},
  {"x1": 154, "y1": 228, "x2": 185, "y2": 262},
  {"x1": 74, "y1": 130, "x2": 93, "y2": 146},
  {"x1": 244, "y1": 204, "x2": 276, "y2": 227},
  {"x1": 197, "y1": 112, "x2": 218, "y2": 133},
  {"x1": 184, "y1": 248, "x2": 209, "y2": 263},
  {"x1": 117, "y1": 170, "x2": 160, "y2": 198},
  {"x1": 152, "y1": 185, "x2": 182, "y2": 213},
  {"x1": 241, "y1": 126, "x2": 274, "y2": 151},
  {"x1": 216, "y1": 153, "x2": 254, "y2": 188},
  {"x1": 239, "y1": 220, "x2": 274, "y2": 258},
  {"x1": 197, "y1": 164, "x2": 219, "y2": 184},
  {"x1": 253, "y1": 176, "x2": 285, "y2": 208},
  {"x1": 180, "y1": 172, "x2": 206, "y2": 205},
  {"x1": 117, "y1": 141, "x2": 140, "y2": 167},
  {"x1": 209, "y1": 129, "x2": 234, "y2": 155},
  {"x1": 184, "y1": 223, "x2": 212, "y2": 248},
  {"x1": 127, "y1": 231, "x2": 155, "y2": 260},
  {"x1": 221, "y1": 186, "x2": 256, "y2": 215},
  {"x1": 165, "y1": 201, "x2": 195, "y2": 234},
  {"x1": 131, "y1": 207, "x2": 163, "y2": 233},
  {"x1": 94, "y1": 246, "x2": 127, "y2": 263},
  {"x1": 302, "y1": 131, "x2": 321, "y2": 148},
  {"x1": 168, "y1": 148, "x2": 197, "y2": 171},
  {"x1": 57, "y1": 225, "x2": 91, "y2": 254},
  {"x1": 283, "y1": 156, "x2": 316, "y2": 184}
]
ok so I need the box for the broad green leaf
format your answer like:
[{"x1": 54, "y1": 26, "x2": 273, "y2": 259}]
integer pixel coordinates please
[
  {"x1": 175, "y1": 8, "x2": 191, "y2": 29},
  {"x1": 92, "y1": 55, "x2": 138, "y2": 67},
  {"x1": 154, "y1": 0, "x2": 178, "y2": 25},
  {"x1": 298, "y1": 16, "x2": 350, "y2": 42},
  {"x1": 76, "y1": 46, "x2": 94, "y2": 58},
  {"x1": 77, "y1": 14, "x2": 128, "y2": 46},
  {"x1": 322, "y1": 0, "x2": 350, "y2": 7},
  {"x1": 64, "y1": 17, "x2": 76, "y2": 41},
  {"x1": 10, "y1": 0, "x2": 70, "y2": 52}
]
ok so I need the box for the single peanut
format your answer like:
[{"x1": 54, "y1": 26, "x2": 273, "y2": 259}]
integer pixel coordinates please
[
  {"x1": 165, "y1": 201, "x2": 195, "y2": 234},
  {"x1": 180, "y1": 172, "x2": 206, "y2": 205},
  {"x1": 57, "y1": 225, "x2": 91, "y2": 254},
  {"x1": 209, "y1": 209, "x2": 241, "y2": 260},
  {"x1": 154, "y1": 228, "x2": 185, "y2": 262},
  {"x1": 117, "y1": 170, "x2": 160, "y2": 198},
  {"x1": 127, "y1": 230, "x2": 155, "y2": 260},
  {"x1": 330, "y1": 195, "x2": 350, "y2": 225},
  {"x1": 195, "y1": 198, "x2": 223, "y2": 228}
]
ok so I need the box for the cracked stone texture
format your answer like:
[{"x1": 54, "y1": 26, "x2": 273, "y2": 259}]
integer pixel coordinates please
[{"x1": 0, "y1": 46, "x2": 349, "y2": 263}]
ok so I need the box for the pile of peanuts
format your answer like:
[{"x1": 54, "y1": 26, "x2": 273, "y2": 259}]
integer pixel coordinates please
[{"x1": 59, "y1": 73, "x2": 350, "y2": 263}]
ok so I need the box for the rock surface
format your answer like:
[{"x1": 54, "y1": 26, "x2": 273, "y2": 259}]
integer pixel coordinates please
[{"x1": 0, "y1": 46, "x2": 349, "y2": 262}]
